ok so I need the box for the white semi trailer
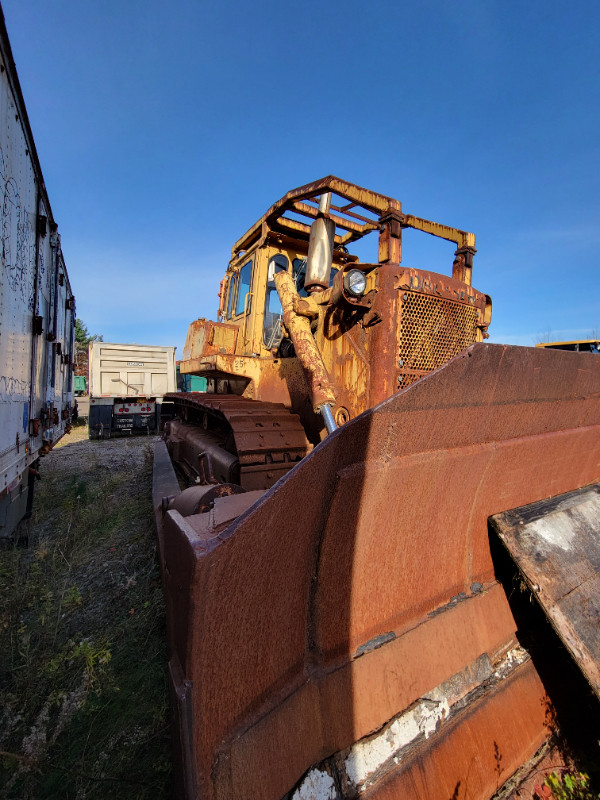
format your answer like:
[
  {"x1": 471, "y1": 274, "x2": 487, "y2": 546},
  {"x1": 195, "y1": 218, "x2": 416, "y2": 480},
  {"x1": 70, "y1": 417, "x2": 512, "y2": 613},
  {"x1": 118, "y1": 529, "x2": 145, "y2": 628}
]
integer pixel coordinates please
[
  {"x1": 0, "y1": 8, "x2": 76, "y2": 538},
  {"x1": 88, "y1": 342, "x2": 176, "y2": 439}
]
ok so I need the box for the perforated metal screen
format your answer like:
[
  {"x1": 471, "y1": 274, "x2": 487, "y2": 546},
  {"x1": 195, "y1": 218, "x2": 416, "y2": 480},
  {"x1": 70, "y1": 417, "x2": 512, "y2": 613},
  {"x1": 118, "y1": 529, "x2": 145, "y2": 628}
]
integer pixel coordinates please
[{"x1": 397, "y1": 292, "x2": 479, "y2": 389}]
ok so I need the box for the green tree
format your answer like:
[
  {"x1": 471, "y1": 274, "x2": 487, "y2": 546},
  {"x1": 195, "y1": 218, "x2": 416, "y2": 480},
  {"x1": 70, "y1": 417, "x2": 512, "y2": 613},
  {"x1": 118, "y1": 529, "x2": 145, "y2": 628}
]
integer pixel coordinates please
[{"x1": 75, "y1": 319, "x2": 103, "y2": 345}]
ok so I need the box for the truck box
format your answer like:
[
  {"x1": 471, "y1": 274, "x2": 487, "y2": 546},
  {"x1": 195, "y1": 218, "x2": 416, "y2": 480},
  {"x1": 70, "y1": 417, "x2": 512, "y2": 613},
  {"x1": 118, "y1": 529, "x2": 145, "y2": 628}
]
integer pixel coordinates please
[
  {"x1": 88, "y1": 342, "x2": 176, "y2": 438},
  {"x1": 0, "y1": 9, "x2": 76, "y2": 538}
]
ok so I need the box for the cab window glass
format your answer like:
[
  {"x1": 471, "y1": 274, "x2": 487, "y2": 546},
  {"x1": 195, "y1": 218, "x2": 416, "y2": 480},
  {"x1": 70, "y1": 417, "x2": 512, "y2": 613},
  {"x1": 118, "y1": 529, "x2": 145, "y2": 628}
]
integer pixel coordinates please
[
  {"x1": 292, "y1": 258, "x2": 337, "y2": 296},
  {"x1": 235, "y1": 261, "x2": 252, "y2": 316},
  {"x1": 292, "y1": 258, "x2": 308, "y2": 297},
  {"x1": 226, "y1": 275, "x2": 235, "y2": 319},
  {"x1": 263, "y1": 255, "x2": 288, "y2": 348}
]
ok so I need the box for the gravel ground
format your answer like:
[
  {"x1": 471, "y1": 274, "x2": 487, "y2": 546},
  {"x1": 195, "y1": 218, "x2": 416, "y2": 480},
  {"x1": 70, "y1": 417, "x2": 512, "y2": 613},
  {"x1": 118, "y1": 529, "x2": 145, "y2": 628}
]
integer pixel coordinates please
[{"x1": 52, "y1": 424, "x2": 158, "y2": 471}]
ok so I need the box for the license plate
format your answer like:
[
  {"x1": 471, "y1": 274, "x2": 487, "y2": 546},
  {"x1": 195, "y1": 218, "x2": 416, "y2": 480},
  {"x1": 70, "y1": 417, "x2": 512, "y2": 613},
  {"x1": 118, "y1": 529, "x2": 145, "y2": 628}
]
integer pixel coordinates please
[{"x1": 114, "y1": 419, "x2": 133, "y2": 429}]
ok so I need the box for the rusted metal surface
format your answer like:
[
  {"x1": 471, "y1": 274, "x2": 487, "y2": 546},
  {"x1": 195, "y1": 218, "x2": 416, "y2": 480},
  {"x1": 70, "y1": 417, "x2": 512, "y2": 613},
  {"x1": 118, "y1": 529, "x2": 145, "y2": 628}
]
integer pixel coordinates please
[
  {"x1": 172, "y1": 350, "x2": 315, "y2": 421},
  {"x1": 162, "y1": 392, "x2": 311, "y2": 491},
  {"x1": 176, "y1": 176, "x2": 486, "y2": 448},
  {"x1": 402, "y1": 212, "x2": 476, "y2": 251},
  {"x1": 163, "y1": 420, "x2": 240, "y2": 485},
  {"x1": 292, "y1": 200, "x2": 380, "y2": 236},
  {"x1": 169, "y1": 483, "x2": 246, "y2": 516},
  {"x1": 345, "y1": 660, "x2": 549, "y2": 800},
  {"x1": 359, "y1": 265, "x2": 489, "y2": 411},
  {"x1": 274, "y1": 270, "x2": 337, "y2": 411},
  {"x1": 153, "y1": 440, "x2": 180, "y2": 509},
  {"x1": 305, "y1": 192, "x2": 335, "y2": 293},
  {"x1": 179, "y1": 255, "x2": 488, "y2": 436},
  {"x1": 160, "y1": 178, "x2": 589, "y2": 797},
  {"x1": 231, "y1": 176, "x2": 474, "y2": 272},
  {"x1": 395, "y1": 267, "x2": 486, "y2": 309},
  {"x1": 378, "y1": 208, "x2": 403, "y2": 264},
  {"x1": 232, "y1": 176, "x2": 397, "y2": 257},
  {"x1": 154, "y1": 343, "x2": 600, "y2": 800},
  {"x1": 491, "y1": 484, "x2": 600, "y2": 699},
  {"x1": 182, "y1": 318, "x2": 238, "y2": 361},
  {"x1": 291, "y1": 656, "x2": 549, "y2": 800},
  {"x1": 452, "y1": 246, "x2": 476, "y2": 285},
  {"x1": 396, "y1": 287, "x2": 481, "y2": 390}
]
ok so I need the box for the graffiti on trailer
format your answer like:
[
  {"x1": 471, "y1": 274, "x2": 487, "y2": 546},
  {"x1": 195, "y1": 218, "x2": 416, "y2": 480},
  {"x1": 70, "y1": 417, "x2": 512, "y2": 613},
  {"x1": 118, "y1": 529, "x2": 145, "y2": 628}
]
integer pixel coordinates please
[
  {"x1": 38, "y1": 235, "x2": 45, "y2": 301},
  {"x1": 0, "y1": 375, "x2": 30, "y2": 403},
  {"x1": 0, "y1": 146, "x2": 36, "y2": 309}
]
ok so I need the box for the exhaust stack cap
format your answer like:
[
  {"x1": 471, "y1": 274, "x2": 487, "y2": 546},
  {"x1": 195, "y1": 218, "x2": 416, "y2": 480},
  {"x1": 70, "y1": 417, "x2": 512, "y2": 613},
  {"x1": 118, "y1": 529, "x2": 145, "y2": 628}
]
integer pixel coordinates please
[{"x1": 305, "y1": 193, "x2": 335, "y2": 294}]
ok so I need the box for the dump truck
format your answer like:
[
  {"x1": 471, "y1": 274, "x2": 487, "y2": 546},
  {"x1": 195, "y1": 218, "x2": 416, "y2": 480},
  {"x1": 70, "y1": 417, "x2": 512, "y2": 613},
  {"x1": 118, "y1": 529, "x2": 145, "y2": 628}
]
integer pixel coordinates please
[
  {"x1": 537, "y1": 338, "x2": 599, "y2": 353},
  {"x1": 153, "y1": 177, "x2": 600, "y2": 800},
  {"x1": 88, "y1": 342, "x2": 176, "y2": 438},
  {"x1": 0, "y1": 7, "x2": 76, "y2": 539}
]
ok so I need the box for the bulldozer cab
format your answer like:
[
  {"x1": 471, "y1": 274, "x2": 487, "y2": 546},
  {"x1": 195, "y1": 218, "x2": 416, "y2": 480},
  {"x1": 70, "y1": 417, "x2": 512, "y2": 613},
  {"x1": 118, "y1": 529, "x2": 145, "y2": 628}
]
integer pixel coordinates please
[
  {"x1": 182, "y1": 176, "x2": 491, "y2": 430},
  {"x1": 218, "y1": 243, "x2": 345, "y2": 358},
  {"x1": 213, "y1": 175, "x2": 483, "y2": 359}
]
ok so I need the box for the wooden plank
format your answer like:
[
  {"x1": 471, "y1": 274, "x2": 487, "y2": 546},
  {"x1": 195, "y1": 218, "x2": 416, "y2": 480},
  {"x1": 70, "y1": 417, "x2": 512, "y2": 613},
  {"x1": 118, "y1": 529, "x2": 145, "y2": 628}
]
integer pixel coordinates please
[{"x1": 490, "y1": 483, "x2": 600, "y2": 698}]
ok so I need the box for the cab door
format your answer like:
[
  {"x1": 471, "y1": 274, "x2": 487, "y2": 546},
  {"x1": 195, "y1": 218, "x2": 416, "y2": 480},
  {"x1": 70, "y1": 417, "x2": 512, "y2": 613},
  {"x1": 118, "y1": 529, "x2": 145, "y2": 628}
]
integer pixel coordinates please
[{"x1": 228, "y1": 255, "x2": 257, "y2": 356}]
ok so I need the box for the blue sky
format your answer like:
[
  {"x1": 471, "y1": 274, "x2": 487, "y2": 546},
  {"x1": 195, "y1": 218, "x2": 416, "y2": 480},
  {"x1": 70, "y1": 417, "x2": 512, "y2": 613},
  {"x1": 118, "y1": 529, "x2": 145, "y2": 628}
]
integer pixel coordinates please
[{"x1": 3, "y1": 0, "x2": 598, "y2": 354}]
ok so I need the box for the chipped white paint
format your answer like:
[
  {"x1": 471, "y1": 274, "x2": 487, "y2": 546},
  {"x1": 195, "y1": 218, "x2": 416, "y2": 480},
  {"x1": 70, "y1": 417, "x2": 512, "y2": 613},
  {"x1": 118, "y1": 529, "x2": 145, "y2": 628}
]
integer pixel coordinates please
[
  {"x1": 292, "y1": 648, "x2": 532, "y2": 797},
  {"x1": 344, "y1": 696, "x2": 449, "y2": 788},
  {"x1": 492, "y1": 645, "x2": 529, "y2": 680},
  {"x1": 342, "y1": 654, "x2": 498, "y2": 791},
  {"x1": 291, "y1": 768, "x2": 338, "y2": 800}
]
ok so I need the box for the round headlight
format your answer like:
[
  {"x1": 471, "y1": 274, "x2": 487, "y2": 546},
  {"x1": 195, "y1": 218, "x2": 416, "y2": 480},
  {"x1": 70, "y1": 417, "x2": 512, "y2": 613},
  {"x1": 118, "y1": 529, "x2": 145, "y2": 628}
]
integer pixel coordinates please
[{"x1": 343, "y1": 269, "x2": 367, "y2": 297}]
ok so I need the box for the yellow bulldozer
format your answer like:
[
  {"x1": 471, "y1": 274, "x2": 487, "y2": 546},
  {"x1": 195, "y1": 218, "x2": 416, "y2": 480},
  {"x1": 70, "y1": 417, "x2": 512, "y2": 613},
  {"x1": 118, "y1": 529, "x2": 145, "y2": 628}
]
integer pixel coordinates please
[{"x1": 153, "y1": 177, "x2": 600, "y2": 800}]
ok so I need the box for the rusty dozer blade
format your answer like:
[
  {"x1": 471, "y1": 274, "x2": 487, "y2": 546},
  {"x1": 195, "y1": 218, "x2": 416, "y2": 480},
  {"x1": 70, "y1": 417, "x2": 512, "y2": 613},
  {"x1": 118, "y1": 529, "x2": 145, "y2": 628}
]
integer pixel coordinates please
[
  {"x1": 153, "y1": 343, "x2": 600, "y2": 800},
  {"x1": 491, "y1": 484, "x2": 600, "y2": 700}
]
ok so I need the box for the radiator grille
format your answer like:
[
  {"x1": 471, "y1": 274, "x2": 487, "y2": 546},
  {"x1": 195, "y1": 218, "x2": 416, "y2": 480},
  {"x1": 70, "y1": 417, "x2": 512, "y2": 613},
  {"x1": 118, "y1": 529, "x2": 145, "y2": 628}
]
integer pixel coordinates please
[{"x1": 397, "y1": 292, "x2": 479, "y2": 390}]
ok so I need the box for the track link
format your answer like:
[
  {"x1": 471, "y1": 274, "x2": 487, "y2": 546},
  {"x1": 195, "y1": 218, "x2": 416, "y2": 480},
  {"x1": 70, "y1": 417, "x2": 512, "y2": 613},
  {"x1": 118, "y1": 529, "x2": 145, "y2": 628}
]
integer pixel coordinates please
[{"x1": 162, "y1": 393, "x2": 312, "y2": 491}]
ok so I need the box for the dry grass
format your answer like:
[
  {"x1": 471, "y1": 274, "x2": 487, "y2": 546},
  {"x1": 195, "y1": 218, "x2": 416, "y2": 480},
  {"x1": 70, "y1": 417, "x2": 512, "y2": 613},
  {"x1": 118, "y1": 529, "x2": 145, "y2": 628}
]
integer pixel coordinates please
[{"x1": 0, "y1": 425, "x2": 171, "y2": 799}]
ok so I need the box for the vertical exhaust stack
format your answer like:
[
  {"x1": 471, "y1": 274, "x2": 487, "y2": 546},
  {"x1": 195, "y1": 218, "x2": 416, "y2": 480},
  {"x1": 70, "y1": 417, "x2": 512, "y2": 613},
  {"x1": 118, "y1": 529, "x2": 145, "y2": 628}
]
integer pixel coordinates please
[
  {"x1": 303, "y1": 191, "x2": 337, "y2": 428},
  {"x1": 305, "y1": 192, "x2": 335, "y2": 294}
]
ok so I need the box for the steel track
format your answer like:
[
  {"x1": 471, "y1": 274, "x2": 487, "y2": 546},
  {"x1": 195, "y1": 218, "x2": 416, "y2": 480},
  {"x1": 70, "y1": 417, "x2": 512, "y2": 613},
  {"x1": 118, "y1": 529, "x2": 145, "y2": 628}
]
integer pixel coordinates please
[{"x1": 162, "y1": 393, "x2": 311, "y2": 490}]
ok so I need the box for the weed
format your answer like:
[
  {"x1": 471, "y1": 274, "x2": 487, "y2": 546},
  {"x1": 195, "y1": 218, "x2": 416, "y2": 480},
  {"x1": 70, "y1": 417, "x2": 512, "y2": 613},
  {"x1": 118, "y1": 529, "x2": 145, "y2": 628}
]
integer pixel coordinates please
[
  {"x1": 0, "y1": 432, "x2": 170, "y2": 798},
  {"x1": 536, "y1": 771, "x2": 599, "y2": 800},
  {"x1": 64, "y1": 584, "x2": 83, "y2": 610}
]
